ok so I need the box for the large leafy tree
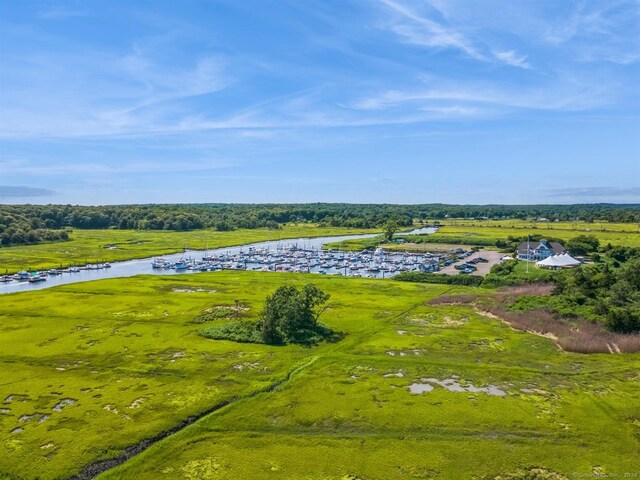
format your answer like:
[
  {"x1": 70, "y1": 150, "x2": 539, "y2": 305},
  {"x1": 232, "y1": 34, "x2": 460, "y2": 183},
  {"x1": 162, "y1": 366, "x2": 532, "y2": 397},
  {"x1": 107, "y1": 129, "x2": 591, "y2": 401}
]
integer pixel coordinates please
[
  {"x1": 259, "y1": 284, "x2": 330, "y2": 344},
  {"x1": 383, "y1": 219, "x2": 399, "y2": 242}
]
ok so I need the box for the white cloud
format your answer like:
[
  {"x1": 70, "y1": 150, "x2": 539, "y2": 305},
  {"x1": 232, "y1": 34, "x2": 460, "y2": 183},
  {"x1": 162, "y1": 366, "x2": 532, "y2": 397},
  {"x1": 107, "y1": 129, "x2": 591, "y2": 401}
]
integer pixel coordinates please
[
  {"x1": 350, "y1": 77, "x2": 610, "y2": 113},
  {"x1": 492, "y1": 50, "x2": 532, "y2": 69},
  {"x1": 378, "y1": 0, "x2": 484, "y2": 60}
]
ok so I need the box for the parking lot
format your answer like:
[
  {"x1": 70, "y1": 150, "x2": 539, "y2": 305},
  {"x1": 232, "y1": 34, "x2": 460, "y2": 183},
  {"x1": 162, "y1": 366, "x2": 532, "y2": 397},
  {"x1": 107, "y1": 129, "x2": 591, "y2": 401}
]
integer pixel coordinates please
[{"x1": 439, "y1": 248, "x2": 504, "y2": 276}]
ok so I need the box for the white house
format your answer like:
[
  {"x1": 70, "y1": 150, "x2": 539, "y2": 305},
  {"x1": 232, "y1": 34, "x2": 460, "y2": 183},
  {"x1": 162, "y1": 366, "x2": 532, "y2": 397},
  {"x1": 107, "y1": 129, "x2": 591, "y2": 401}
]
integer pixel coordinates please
[{"x1": 516, "y1": 239, "x2": 565, "y2": 261}]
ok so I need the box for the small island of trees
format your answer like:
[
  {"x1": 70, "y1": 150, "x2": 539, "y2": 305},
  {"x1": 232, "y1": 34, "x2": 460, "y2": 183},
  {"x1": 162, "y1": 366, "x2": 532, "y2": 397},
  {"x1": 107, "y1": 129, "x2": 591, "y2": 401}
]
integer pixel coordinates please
[{"x1": 199, "y1": 284, "x2": 336, "y2": 346}]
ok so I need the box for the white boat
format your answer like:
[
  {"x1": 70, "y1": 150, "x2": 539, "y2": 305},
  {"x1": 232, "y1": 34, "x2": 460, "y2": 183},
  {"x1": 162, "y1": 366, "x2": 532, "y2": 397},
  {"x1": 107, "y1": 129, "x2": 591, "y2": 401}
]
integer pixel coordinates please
[{"x1": 13, "y1": 271, "x2": 30, "y2": 281}]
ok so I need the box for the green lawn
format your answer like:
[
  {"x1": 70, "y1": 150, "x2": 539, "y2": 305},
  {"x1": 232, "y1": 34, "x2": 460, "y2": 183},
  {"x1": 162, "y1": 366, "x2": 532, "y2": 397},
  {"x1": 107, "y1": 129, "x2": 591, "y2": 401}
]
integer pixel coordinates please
[
  {"x1": 428, "y1": 221, "x2": 640, "y2": 247},
  {"x1": 326, "y1": 222, "x2": 640, "y2": 251},
  {"x1": 432, "y1": 219, "x2": 640, "y2": 233},
  {"x1": 0, "y1": 225, "x2": 379, "y2": 274},
  {"x1": 1, "y1": 272, "x2": 638, "y2": 479}
]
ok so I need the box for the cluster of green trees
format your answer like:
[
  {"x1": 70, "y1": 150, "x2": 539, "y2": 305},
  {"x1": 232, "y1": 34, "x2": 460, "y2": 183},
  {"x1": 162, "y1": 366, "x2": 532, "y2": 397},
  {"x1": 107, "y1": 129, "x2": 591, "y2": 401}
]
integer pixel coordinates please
[
  {"x1": 553, "y1": 246, "x2": 640, "y2": 333},
  {"x1": 566, "y1": 234, "x2": 600, "y2": 256},
  {"x1": 259, "y1": 284, "x2": 331, "y2": 344},
  {"x1": 199, "y1": 284, "x2": 334, "y2": 345},
  {"x1": 1, "y1": 203, "x2": 638, "y2": 247},
  {"x1": 0, "y1": 209, "x2": 69, "y2": 246}
]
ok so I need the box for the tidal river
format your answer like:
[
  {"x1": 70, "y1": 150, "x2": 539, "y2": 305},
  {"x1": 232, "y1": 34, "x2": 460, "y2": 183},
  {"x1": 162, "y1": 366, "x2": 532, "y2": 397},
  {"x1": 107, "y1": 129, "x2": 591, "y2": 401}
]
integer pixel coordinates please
[{"x1": 0, "y1": 228, "x2": 437, "y2": 295}]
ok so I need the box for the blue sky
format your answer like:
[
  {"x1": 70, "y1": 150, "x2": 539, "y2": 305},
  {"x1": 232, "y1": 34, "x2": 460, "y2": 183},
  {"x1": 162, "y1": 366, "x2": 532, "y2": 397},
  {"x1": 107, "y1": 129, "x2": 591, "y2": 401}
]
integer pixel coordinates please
[{"x1": 0, "y1": 0, "x2": 639, "y2": 205}]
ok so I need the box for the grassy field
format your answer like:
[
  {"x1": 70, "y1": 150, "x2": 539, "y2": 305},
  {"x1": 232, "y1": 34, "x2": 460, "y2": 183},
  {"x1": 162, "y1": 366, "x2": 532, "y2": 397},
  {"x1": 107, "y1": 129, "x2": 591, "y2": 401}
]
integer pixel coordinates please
[
  {"x1": 326, "y1": 222, "x2": 640, "y2": 251},
  {"x1": 1, "y1": 272, "x2": 638, "y2": 479},
  {"x1": 0, "y1": 225, "x2": 379, "y2": 274},
  {"x1": 426, "y1": 224, "x2": 640, "y2": 248},
  {"x1": 434, "y1": 219, "x2": 640, "y2": 233}
]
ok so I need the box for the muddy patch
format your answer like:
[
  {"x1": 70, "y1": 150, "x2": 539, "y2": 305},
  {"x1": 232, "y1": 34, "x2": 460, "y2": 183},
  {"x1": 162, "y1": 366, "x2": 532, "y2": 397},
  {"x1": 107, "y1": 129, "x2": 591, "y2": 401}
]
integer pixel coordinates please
[
  {"x1": 232, "y1": 362, "x2": 264, "y2": 372},
  {"x1": 409, "y1": 383, "x2": 435, "y2": 394},
  {"x1": 4, "y1": 394, "x2": 28, "y2": 404},
  {"x1": 409, "y1": 378, "x2": 506, "y2": 396},
  {"x1": 103, "y1": 404, "x2": 120, "y2": 415},
  {"x1": 386, "y1": 349, "x2": 427, "y2": 357},
  {"x1": 113, "y1": 311, "x2": 153, "y2": 318},
  {"x1": 128, "y1": 398, "x2": 146, "y2": 409},
  {"x1": 20, "y1": 413, "x2": 50, "y2": 424},
  {"x1": 170, "y1": 351, "x2": 185, "y2": 363},
  {"x1": 408, "y1": 314, "x2": 468, "y2": 328},
  {"x1": 53, "y1": 398, "x2": 76, "y2": 411},
  {"x1": 171, "y1": 288, "x2": 217, "y2": 293}
]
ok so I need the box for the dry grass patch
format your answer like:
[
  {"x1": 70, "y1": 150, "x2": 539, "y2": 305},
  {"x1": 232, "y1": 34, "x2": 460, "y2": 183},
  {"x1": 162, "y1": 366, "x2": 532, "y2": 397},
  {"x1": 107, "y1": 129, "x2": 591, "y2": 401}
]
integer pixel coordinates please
[{"x1": 429, "y1": 284, "x2": 640, "y2": 354}]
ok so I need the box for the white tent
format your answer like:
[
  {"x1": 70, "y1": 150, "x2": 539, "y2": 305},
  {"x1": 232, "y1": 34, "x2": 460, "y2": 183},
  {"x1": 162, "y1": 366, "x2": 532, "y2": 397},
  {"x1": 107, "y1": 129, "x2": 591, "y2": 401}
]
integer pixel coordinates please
[{"x1": 535, "y1": 253, "x2": 581, "y2": 269}]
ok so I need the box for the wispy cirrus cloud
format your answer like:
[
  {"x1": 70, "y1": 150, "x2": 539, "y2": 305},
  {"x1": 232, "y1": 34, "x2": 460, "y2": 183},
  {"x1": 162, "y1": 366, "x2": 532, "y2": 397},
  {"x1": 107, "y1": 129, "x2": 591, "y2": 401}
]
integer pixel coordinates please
[
  {"x1": 349, "y1": 75, "x2": 610, "y2": 114},
  {"x1": 377, "y1": 0, "x2": 484, "y2": 60},
  {"x1": 376, "y1": 0, "x2": 534, "y2": 69},
  {"x1": 0, "y1": 23, "x2": 233, "y2": 139},
  {"x1": 492, "y1": 50, "x2": 531, "y2": 69}
]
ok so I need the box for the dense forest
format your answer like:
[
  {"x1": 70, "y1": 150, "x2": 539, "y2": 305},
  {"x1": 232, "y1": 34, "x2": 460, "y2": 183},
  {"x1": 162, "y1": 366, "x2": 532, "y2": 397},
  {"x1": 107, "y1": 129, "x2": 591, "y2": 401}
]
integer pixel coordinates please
[{"x1": 1, "y1": 203, "x2": 639, "y2": 246}]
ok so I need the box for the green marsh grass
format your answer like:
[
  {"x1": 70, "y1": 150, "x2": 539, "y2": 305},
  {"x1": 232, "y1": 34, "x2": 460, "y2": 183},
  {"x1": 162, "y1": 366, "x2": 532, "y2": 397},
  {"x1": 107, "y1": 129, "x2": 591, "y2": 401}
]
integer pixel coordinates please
[{"x1": 1, "y1": 272, "x2": 638, "y2": 479}]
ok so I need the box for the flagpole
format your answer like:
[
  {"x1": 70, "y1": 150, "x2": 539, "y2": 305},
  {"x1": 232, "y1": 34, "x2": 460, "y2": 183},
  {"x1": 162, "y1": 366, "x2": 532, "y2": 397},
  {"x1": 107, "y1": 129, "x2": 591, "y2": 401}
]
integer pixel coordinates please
[{"x1": 526, "y1": 234, "x2": 530, "y2": 274}]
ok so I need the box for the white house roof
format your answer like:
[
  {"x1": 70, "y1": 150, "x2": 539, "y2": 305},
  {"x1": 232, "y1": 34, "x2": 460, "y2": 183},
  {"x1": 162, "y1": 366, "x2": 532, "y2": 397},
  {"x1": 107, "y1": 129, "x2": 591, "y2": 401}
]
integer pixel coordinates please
[
  {"x1": 516, "y1": 240, "x2": 565, "y2": 255},
  {"x1": 535, "y1": 253, "x2": 581, "y2": 268}
]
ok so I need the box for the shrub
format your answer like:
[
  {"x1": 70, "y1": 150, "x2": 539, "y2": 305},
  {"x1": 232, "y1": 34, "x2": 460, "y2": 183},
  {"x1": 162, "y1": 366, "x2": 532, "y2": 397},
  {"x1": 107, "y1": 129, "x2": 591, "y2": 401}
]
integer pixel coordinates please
[
  {"x1": 394, "y1": 272, "x2": 484, "y2": 286},
  {"x1": 199, "y1": 322, "x2": 261, "y2": 343}
]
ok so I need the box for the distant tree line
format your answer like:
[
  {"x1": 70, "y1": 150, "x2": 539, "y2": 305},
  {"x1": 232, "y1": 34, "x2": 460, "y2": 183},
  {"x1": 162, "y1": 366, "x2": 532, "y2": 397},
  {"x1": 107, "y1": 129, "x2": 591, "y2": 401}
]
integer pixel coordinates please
[{"x1": 1, "y1": 203, "x2": 638, "y2": 246}]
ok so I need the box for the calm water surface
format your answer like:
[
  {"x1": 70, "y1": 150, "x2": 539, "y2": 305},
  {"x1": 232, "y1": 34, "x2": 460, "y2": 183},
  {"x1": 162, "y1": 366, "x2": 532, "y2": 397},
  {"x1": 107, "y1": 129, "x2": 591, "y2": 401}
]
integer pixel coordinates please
[{"x1": 0, "y1": 229, "x2": 437, "y2": 295}]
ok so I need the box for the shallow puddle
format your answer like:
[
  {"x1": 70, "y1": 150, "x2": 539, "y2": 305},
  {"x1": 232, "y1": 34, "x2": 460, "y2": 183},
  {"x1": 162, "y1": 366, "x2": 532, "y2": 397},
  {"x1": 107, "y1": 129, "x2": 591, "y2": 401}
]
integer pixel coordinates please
[
  {"x1": 409, "y1": 383, "x2": 434, "y2": 394},
  {"x1": 408, "y1": 378, "x2": 506, "y2": 396}
]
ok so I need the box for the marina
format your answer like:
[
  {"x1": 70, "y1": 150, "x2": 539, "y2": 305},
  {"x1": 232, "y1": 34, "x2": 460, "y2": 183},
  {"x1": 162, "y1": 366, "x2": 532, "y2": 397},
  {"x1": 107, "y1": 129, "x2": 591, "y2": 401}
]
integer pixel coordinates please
[
  {"x1": 0, "y1": 229, "x2": 466, "y2": 295},
  {"x1": 148, "y1": 244, "x2": 446, "y2": 278}
]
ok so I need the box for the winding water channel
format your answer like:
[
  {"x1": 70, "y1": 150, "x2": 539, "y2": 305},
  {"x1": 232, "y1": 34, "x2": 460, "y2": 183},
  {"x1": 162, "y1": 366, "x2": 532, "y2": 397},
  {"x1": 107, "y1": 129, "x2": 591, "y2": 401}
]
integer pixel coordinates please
[{"x1": 1, "y1": 229, "x2": 437, "y2": 295}]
